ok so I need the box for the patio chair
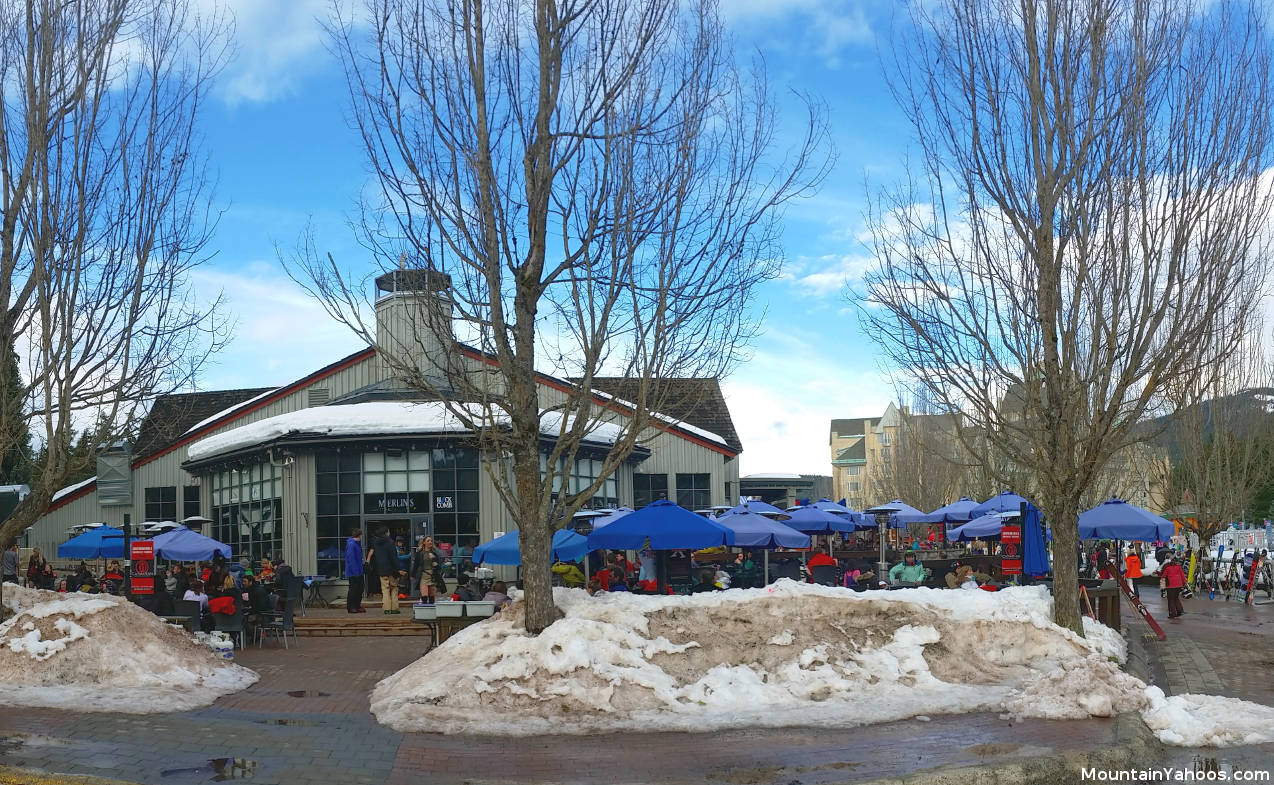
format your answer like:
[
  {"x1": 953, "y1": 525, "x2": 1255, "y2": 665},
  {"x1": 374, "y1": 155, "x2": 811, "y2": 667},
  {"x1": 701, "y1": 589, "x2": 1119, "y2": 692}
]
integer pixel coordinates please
[
  {"x1": 257, "y1": 597, "x2": 298, "y2": 649},
  {"x1": 213, "y1": 598, "x2": 245, "y2": 649},
  {"x1": 810, "y1": 565, "x2": 839, "y2": 586},
  {"x1": 285, "y1": 575, "x2": 306, "y2": 617},
  {"x1": 173, "y1": 599, "x2": 202, "y2": 632},
  {"x1": 767, "y1": 560, "x2": 801, "y2": 584}
]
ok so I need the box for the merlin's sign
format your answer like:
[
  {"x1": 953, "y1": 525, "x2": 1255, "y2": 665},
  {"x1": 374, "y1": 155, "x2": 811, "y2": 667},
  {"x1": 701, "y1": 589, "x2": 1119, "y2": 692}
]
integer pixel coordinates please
[{"x1": 363, "y1": 492, "x2": 429, "y2": 515}]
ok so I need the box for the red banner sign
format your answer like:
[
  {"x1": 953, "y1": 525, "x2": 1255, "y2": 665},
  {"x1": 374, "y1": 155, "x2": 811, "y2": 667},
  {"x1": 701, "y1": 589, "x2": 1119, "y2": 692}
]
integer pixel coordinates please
[
  {"x1": 131, "y1": 540, "x2": 154, "y2": 595},
  {"x1": 1001, "y1": 524, "x2": 1022, "y2": 576}
]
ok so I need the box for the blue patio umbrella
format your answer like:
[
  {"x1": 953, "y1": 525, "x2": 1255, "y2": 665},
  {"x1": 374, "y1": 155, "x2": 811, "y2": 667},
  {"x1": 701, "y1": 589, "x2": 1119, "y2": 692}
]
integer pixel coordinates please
[
  {"x1": 1021, "y1": 504, "x2": 1050, "y2": 577},
  {"x1": 57, "y1": 526, "x2": 125, "y2": 559},
  {"x1": 970, "y1": 491, "x2": 1032, "y2": 518},
  {"x1": 587, "y1": 499, "x2": 735, "y2": 550},
  {"x1": 726, "y1": 500, "x2": 790, "y2": 518},
  {"x1": 781, "y1": 506, "x2": 860, "y2": 534},
  {"x1": 877, "y1": 500, "x2": 929, "y2": 529},
  {"x1": 788, "y1": 498, "x2": 862, "y2": 519},
  {"x1": 472, "y1": 528, "x2": 589, "y2": 566},
  {"x1": 946, "y1": 513, "x2": 1004, "y2": 541},
  {"x1": 927, "y1": 497, "x2": 980, "y2": 523},
  {"x1": 152, "y1": 526, "x2": 232, "y2": 562},
  {"x1": 1078, "y1": 498, "x2": 1176, "y2": 542},
  {"x1": 715, "y1": 511, "x2": 811, "y2": 549}
]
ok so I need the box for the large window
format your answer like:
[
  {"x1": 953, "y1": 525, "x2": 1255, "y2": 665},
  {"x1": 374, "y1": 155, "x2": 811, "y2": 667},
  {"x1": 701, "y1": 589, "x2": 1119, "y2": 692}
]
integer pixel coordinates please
[
  {"x1": 675, "y1": 473, "x2": 710, "y2": 510},
  {"x1": 543, "y1": 454, "x2": 619, "y2": 509},
  {"x1": 209, "y1": 463, "x2": 282, "y2": 565},
  {"x1": 316, "y1": 452, "x2": 362, "y2": 578},
  {"x1": 183, "y1": 485, "x2": 202, "y2": 520},
  {"x1": 845, "y1": 466, "x2": 861, "y2": 476},
  {"x1": 634, "y1": 473, "x2": 668, "y2": 509},
  {"x1": 431, "y1": 447, "x2": 480, "y2": 573},
  {"x1": 144, "y1": 486, "x2": 176, "y2": 521}
]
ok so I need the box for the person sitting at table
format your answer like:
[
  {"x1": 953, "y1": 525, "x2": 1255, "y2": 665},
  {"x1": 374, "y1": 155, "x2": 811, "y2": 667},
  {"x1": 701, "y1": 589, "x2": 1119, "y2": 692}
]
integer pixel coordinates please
[
  {"x1": 55, "y1": 578, "x2": 68, "y2": 593},
  {"x1": 807, "y1": 548, "x2": 838, "y2": 569},
  {"x1": 99, "y1": 562, "x2": 124, "y2": 595},
  {"x1": 586, "y1": 578, "x2": 603, "y2": 595},
  {"x1": 70, "y1": 561, "x2": 94, "y2": 592},
  {"x1": 944, "y1": 562, "x2": 991, "y2": 589},
  {"x1": 690, "y1": 568, "x2": 720, "y2": 593},
  {"x1": 184, "y1": 580, "x2": 214, "y2": 632},
  {"x1": 164, "y1": 566, "x2": 180, "y2": 595},
  {"x1": 258, "y1": 558, "x2": 275, "y2": 584},
  {"x1": 483, "y1": 581, "x2": 512, "y2": 610},
  {"x1": 451, "y1": 574, "x2": 481, "y2": 602},
  {"x1": 608, "y1": 569, "x2": 630, "y2": 592},
  {"x1": 888, "y1": 552, "x2": 929, "y2": 586},
  {"x1": 240, "y1": 574, "x2": 271, "y2": 639},
  {"x1": 551, "y1": 560, "x2": 586, "y2": 588}
]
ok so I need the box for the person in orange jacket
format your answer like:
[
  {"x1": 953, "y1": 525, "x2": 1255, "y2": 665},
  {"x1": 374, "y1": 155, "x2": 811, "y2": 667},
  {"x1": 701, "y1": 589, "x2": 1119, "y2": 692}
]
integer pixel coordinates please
[{"x1": 1124, "y1": 546, "x2": 1143, "y2": 598}]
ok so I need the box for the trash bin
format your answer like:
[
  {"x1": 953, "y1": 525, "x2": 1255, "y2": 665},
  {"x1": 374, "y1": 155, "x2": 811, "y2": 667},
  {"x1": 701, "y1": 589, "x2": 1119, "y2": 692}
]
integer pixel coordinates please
[{"x1": 1080, "y1": 581, "x2": 1121, "y2": 631}]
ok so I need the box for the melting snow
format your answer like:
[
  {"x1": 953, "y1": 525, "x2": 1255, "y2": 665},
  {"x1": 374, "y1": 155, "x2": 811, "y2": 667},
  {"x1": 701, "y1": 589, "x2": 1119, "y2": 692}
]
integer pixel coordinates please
[
  {"x1": 370, "y1": 581, "x2": 1274, "y2": 746},
  {"x1": 0, "y1": 583, "x2": 257, "y2": 712}
]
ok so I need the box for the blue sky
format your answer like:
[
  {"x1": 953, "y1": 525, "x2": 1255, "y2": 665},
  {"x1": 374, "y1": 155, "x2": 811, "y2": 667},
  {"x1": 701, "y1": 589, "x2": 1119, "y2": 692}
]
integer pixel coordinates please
[{"x1": 192, "y1": 0, "x2": 907, "y2": 476}]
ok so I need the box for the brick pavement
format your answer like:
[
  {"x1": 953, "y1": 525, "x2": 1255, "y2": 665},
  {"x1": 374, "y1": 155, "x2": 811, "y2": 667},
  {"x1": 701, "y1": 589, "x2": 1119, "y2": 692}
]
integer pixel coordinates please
[
  {"x1": 0, "y1": 632, "x2": 1144, "y2": 785},
  {"x1": 1123, "y1": 588, "x2": 1274, "y2": 777}
]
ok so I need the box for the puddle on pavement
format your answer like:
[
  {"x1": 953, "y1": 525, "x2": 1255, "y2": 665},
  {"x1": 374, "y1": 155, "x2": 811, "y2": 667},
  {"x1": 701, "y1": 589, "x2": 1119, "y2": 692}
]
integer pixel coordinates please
[
  {"x1": 161, "y1": 758, "x2": 257, "y2": 781},
  {"x1": 254, "y1": 718, "x2": 318, "y2": 726},
  {"x1": 286, "y1": 690, "x2": 330, "y2": 698}
]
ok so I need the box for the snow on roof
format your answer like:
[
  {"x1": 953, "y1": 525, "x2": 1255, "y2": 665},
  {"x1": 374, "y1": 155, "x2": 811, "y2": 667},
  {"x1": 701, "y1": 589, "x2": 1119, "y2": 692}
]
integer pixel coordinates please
[
  {"x1": 186, "y1": 402, "x2": 481, "y2": 462},
  {"x1": 742, "y1": 472, "x2": 803, "y2": 480},
  {"x1": 52, "y1": 477, "x2": 96, "y2": 502},
  {"x1": 186, "y1": 401, "x2": 628, "y2": 463},
  {"x1": 183, "y1": 387, "x2": 282, "y2": 435}
]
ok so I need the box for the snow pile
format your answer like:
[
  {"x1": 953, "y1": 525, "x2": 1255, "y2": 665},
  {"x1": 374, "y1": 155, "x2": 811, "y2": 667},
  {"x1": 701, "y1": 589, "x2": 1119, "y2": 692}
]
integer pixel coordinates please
[
  {"x1": 0, "y1": 584, "x2": 257, "y2": 711},
  {"x1": 371, "y1": 581, "x2": 1139, "y2": 736},
  {"x1": 1142, "y1": 688, "x2": 1274, "y2": 747}
]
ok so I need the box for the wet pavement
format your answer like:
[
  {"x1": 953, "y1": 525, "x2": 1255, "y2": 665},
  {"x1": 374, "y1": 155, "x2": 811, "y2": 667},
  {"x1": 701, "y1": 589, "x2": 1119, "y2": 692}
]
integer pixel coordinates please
[{"x1": 0, "y1": 593, "x2": 1270, "y2": 785}]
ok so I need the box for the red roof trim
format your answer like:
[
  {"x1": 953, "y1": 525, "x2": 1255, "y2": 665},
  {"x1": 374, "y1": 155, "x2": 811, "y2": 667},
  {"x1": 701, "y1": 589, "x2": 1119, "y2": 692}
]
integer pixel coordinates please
[
  {"x1": 456, "y1": 346, "x2": 738, "y2": 457},
  {"x1": 46, "y1": 347, "x2": 378, "y2": 513}
]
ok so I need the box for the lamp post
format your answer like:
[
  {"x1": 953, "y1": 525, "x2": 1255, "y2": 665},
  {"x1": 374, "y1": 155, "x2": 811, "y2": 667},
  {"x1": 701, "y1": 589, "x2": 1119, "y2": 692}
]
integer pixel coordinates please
[{"x1": 864, "y1": 504, "x2": 901, "y2": 586}]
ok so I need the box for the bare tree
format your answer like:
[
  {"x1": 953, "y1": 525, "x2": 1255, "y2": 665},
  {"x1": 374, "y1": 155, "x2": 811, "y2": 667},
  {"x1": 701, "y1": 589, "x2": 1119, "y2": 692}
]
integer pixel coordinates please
[
  {"x1": 870, "y1": 409, "x2": 970, "y2": 512},
  {"x1": 0, "y1": 0, "x2": 231, "y2": 586},
  {"x1": 290, "y1": 0, "x2": 828, "y2": 633},
  {"x1": 1163, "y1": 326, "x2": 1274, "y2": 544},
  {"x1": 861, "y1": 0, "x2": 1273, "y2": 633}
]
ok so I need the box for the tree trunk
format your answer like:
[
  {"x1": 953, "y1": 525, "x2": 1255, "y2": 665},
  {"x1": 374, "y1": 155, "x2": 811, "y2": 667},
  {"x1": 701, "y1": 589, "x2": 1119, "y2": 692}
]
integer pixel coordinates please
[{"x1": 1048, "y1": 496, "x2": 1083, "y2": 635}]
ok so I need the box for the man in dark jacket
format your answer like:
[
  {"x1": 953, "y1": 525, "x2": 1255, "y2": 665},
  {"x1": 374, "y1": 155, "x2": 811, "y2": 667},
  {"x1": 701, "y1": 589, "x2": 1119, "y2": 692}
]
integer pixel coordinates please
[
  {"x1": 369, "y1": 528, "x2": 402, "y2": 614},
  {"x1": 345, "y1": 529, "x2": 365, "y2": 613}
]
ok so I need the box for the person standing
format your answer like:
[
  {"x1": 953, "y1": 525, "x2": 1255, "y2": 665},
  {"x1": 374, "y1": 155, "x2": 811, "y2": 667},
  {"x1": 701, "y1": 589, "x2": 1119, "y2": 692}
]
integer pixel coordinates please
[
  {"x1": 411, "y1": 536, "x2": 445, "y2": 604},
  {"x1": 345, "y1": 528, "x2": 366, "y2": 614},
  {"x1": 2, "y1": 543, "x2": 18, "y2": 584},
  {"x1": 1124, "y1": 546, "x2": 1143, "y2": 598},
  {"x1": 1159, "y1": 556, "x2": 1187, "y2": 619},
  {"x1": 369, "y1": 527, "x2": 401, "y2": 614}
]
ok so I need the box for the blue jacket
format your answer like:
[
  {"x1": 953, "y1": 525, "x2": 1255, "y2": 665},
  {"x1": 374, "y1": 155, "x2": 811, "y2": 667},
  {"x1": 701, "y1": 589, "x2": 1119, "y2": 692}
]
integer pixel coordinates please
[{"x1": 345, "y1": 537, "x2": 364, "y2": 577}]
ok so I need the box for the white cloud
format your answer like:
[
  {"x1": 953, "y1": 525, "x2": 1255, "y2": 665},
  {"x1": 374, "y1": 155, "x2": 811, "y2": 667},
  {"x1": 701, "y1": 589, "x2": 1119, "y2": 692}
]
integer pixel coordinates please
[
  {"x1": 790, "y1": 253, "x2": 874, "y2": 296},
  {"x1": 192, "y1": 262, "x2": 368, "y2": 389},
  {"x1": 723, "y1": 326, "x2": 894, "y2": 476},
  {"x1": 199, "y1": 0, "x2": 333, "y2": 104},
  {"x1": 723, "y1": 0, "x2": 875, "y2": 68}
]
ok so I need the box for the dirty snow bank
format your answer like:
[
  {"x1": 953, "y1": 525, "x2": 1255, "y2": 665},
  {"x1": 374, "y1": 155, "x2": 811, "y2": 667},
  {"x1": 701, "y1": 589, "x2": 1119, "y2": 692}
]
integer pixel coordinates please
[
  {"x1": 372, "y1": 581, "x2": 1144, "y2": 736},
  {"x1": 0, "y1": 583, "x2": 257, "y2": 712}
]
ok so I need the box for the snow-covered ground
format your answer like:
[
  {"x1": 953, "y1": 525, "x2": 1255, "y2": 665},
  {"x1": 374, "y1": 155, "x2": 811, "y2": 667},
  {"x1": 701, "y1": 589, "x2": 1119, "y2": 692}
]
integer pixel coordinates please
[
  {"x1": 0, "y1": 583, "x2": 257, "y2": 712},
  {"x1": 370, "y1": 581, "x2": 1274, "y2": 747}
]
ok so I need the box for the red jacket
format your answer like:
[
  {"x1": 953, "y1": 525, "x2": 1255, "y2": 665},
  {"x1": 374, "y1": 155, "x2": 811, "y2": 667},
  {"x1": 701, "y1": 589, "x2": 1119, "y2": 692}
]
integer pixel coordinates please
[
  {"x1": 1160, "y1": 563, "x2": 1186, "y2": 589},
  {"x1": 807, "y1": 554, "x2": 838, "y2": 568}
]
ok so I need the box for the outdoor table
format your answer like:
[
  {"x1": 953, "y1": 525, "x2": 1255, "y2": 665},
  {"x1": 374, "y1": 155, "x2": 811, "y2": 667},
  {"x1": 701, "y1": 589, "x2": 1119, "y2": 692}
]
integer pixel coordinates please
[
  {"x1": 412, "y1": 616, "x2": 439, "y2": 655},
  {"x1": 302, "y1": 576, "x2": 330, "y2": 609},
  {"x1": 161, "y1": 615, "x2": 196, "y2": 632}
]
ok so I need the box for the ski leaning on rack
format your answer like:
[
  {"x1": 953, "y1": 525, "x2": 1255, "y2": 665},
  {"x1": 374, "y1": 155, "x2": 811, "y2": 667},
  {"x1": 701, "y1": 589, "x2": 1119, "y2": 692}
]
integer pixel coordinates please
[
  {"x1": 1244, "y1": 554, "x2": 1265, "y2": 606},
  {"x1": 1114, "y1": 571, "x2": 1166, "y2": 640},
  {"x1": 1183, "y1": 550, "x2": 1198, "y2": 599},
  {"x1": 1223, "y1": 551, "x2": 1242, "y2": 601}
]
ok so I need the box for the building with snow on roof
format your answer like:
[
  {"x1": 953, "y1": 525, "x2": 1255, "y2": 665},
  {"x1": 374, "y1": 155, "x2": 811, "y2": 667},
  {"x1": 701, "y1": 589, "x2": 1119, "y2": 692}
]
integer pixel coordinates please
[{"x1": 27, "y1": 269, "x2": 742, "y2": 578}]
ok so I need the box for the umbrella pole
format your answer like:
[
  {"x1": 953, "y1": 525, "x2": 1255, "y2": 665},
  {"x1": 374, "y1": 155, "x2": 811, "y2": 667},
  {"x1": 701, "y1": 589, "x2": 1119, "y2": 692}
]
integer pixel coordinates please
[
  {"x1": 657, "y1": 551, "x2": 668, "y2": 594},
  {"x1": 763, "y1": 550, "x2": 769, "y2": 586}
]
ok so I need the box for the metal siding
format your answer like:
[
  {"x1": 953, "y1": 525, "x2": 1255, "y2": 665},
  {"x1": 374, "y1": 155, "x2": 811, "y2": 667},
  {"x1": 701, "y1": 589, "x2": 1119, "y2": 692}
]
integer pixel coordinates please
[{"x1": 284, "y1": 453, "x2": 316, "y2": 575}]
